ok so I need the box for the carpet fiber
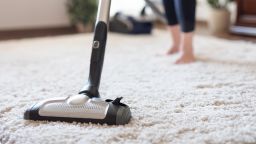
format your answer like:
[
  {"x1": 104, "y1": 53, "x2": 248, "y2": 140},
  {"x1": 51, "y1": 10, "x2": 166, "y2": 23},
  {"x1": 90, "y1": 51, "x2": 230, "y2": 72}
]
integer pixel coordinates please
[{"x1": 0, "y1": 31, "x2": 256, "y2": 144}]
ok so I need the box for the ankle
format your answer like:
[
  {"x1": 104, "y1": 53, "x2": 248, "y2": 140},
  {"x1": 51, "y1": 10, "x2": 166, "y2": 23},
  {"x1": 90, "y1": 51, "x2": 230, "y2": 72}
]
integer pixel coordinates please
[
  {"x1": 180, "y1": 49, "x2": 194, "y2": 56},
  {"x1": 172, "y1": 44, "x2": 179, "y2": 49},
  {"x1": 180, "y1": 44, "x2": 193, "y2": 53}
]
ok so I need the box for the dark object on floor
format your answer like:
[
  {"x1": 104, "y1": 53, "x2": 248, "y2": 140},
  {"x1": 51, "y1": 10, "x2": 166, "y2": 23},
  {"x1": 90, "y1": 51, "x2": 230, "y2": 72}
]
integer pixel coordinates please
[{"x1": 110, "y1": 12, "x2": 153, "y2": 34}]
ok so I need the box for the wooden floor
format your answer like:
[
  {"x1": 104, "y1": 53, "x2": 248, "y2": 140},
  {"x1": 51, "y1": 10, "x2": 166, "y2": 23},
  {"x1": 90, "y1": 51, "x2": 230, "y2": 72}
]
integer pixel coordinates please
[
  {"x1": 195, "y1": 22, "x2": 256, "y2": 42},
  {"x1": 0, "y1": 22, "x2": 255, "y2": 42}
]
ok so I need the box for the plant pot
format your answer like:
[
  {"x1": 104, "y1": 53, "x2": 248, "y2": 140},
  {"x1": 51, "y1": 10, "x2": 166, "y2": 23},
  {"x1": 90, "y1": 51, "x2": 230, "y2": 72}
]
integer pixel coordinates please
[
  {"x1": 208, "y1": 8, "x2": 231, "y2": 34},
  {"x1": 75, "y1": 22, "x2": 93, "y2": 33}
]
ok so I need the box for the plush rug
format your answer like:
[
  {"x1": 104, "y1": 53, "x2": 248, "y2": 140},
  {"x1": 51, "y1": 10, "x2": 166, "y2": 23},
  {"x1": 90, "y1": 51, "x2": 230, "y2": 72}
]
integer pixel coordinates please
[{"x1": 0, "y1": 30, "x2": 256, "y2": 144}]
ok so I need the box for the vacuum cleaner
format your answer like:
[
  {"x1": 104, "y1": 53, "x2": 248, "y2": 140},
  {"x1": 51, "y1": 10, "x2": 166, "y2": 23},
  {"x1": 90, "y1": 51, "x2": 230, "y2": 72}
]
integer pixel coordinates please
[
  {"x1": 24, "y1": 0, "x2": 131, "y2": 125},
  {"x1": 142, "y1": 0, "x2": 167, "y2": 23}
]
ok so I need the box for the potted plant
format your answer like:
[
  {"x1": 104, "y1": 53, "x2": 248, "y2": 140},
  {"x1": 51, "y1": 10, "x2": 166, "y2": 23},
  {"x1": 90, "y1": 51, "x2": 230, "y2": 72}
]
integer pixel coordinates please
[
  {"x1": 207, "y1": 0, "x2": 234, "y2": 34},
  {"x1": 67, "y1": 0, "x2": 98, "y2": 33}
]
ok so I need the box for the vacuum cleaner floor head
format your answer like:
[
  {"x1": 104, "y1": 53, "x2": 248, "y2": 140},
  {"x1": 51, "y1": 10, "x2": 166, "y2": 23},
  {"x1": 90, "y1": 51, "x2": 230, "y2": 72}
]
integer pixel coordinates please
[
  {"x1": 24, "y1": 95, "x2": 131, "y2": 125},
  {"x1": 24, "y1": 0, "x2": 132, "y2": 125}
]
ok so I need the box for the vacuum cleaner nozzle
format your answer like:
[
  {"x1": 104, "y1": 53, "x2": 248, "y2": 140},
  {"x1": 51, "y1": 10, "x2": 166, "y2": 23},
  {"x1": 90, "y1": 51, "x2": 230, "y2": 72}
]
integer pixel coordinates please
[{"x1": 24, "y1": 95, "x2": 131, "y2": 125}]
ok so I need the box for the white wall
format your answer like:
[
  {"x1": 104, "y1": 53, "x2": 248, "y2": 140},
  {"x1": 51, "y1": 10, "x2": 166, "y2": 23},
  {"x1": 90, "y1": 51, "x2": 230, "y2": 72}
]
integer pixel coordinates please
[
  {"x1": 0, "y1": 0, "x2": 71, "y2": 30},
  {"x1": 197, "y1": 0, "x2": 209, "y2": 21},
  {"x1": 0, "y1": 0, "x2": 210, "y2": 30}
]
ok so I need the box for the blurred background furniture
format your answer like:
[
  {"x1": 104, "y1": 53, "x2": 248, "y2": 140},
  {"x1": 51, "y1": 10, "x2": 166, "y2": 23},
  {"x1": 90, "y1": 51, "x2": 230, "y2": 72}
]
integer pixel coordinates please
[{"x1": 231, "y1": 0, "x2": 256, "y2": 36}]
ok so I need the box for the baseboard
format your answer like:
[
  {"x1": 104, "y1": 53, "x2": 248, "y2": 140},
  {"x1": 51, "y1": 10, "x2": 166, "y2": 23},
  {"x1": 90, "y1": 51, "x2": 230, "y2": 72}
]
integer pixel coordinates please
[{"x1": 0, "y1": 26, "x2": 77, "y2": 41}]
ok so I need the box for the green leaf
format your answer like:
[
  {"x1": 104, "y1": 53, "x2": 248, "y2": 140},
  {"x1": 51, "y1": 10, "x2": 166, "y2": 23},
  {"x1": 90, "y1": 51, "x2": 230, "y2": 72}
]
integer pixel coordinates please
[
  {"x1": 207, "y1": 0, "x2": 233, "y2": 9},
  {"x1": 67, "y1": 0, "x2": 98, "y2": 25}
]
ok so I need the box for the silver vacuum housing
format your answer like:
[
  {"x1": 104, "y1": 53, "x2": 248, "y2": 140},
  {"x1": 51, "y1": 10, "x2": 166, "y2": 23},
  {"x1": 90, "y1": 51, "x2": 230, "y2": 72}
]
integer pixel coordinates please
[{"x1": 24, "y1": 95, "x2": 131, "y2": 125}]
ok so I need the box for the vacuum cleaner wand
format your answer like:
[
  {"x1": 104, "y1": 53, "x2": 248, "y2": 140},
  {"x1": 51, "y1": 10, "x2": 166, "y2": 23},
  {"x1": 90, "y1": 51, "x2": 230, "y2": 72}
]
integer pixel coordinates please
[
  {"x1": 24, "y1": 0, "x2": 131, "y2": 125},
  {"x1": 79, "y1": 0, "x2": 111, "y2": 98}
]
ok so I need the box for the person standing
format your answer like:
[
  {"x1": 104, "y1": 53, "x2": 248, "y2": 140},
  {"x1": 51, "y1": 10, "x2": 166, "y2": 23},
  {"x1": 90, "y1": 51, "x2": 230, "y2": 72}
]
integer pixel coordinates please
[{"x1": 163, "y1": 0, "x2": 196, "y2": 64}]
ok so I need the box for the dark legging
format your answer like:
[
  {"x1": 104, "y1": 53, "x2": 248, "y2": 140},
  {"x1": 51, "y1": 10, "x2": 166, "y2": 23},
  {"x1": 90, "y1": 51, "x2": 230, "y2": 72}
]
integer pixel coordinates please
[{"x1": 162, "y1": 0, "x2": 196, "y2": 33}]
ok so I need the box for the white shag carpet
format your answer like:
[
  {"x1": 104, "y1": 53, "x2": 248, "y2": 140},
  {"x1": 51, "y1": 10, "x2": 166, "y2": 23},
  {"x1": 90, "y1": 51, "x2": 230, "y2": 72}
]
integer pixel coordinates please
[{"x1": 0, "y1": 30, "x2": 256, "y2": 144}]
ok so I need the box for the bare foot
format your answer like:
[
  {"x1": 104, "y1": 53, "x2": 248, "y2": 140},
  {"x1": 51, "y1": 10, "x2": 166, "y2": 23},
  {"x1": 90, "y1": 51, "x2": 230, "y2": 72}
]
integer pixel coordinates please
[
  {"x1": 175, "y1": 53, "x2": 196, "y2": 64},
  {"x1": 166, "y1": 46, "x2": 179, "y2": 55},
  {"x1": 175, "y1": 32, "x2": 195, "y2": 64}
]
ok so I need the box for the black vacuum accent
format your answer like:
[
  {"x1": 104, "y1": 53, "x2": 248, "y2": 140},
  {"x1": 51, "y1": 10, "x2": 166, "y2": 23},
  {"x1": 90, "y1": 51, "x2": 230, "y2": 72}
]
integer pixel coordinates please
[{"x1": 79, "y1": 21, "x2": 108, "y2": 98}]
